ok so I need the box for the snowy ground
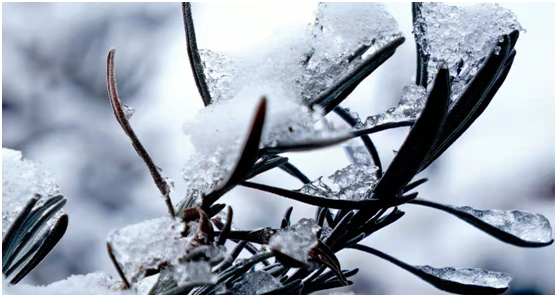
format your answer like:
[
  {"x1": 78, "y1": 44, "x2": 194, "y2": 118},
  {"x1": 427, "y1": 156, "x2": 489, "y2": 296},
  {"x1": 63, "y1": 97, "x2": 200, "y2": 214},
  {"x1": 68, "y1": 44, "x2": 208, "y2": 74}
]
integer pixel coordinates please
[{"x1": 2, "y1": 2, "x2": 554, "y2": 294}]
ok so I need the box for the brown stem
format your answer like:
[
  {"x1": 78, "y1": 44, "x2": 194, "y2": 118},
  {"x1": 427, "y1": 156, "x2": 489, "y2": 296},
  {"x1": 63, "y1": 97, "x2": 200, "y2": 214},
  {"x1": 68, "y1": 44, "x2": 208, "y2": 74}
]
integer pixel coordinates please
[
  {"x1": 107, "y1": 242, "x2": 130, "y2": 289},
  {"x1": 106, "y1": 49, "x2": 175, "y2": 218}
]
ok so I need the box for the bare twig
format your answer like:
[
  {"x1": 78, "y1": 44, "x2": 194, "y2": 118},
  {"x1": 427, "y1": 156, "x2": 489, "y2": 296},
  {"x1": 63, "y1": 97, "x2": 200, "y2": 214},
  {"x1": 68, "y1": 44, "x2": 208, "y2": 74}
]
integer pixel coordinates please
[
  {"x1": 107, "y1": 242, "x2": 130, "y2": 289},
  {"x1": 106, "y1": 49, "x2": 175, "y2": 218}
]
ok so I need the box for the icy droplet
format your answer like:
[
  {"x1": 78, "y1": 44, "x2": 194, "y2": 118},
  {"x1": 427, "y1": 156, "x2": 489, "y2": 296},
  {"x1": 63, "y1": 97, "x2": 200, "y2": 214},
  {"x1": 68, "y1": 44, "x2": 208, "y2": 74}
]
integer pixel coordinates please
[
  {"x1": 122, "y1": 104, "x2": 135, "y2": 120},
  {"x1": 231, "y1": 271, "x2": 282, "y2": 295},
  {"x1": 416, "y1": 265, "x2": 511, "y2": 289}
]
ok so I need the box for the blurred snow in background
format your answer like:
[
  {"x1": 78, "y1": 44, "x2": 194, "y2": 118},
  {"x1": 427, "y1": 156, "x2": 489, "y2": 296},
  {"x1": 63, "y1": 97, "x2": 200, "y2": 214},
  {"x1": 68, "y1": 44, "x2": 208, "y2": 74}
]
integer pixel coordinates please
[{"x1": 2, "y1": 2, "x2": 554, "y2": 294}]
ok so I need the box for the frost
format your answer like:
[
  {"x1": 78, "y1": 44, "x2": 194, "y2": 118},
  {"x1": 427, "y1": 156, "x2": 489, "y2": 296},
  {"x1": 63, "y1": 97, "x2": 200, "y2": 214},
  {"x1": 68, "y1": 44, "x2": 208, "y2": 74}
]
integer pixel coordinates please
[
  {"x1": 230, "y1": 271, "x2": 282, "y2": 295},
  {"x1": 2, "y1": 148, "x2": 60, "y2": 238},
  {"x1": 414, "y1": 2, "x2": 522, "y2": 101},
  {"x1": 199, "y1": 2, "x2": 401, "y2": 104},
  {"x1": 107, "y1": 217, "x2": 194, "y2": 284},
  {"x1": 164, "y1": 261, "x2": 217, "y2": 287},
  {"x1": 300, "y1": 163, "x2": 379, "y2": 201},
  {"x1": 121, "y1": 103, "x2": 135, "y2": 120},
  {"x1": 358, "y1": 84, "x2": 426, "y2": 129},
  {"x1": 416, "y1": 265, "x2": 511, "y2": 289},
  {"x1": 454, "y1": 206, "x2": 553, "y2": 244},
  {"x1": 3, "y1": 272, "x2": 123, "y2": 295},
  {"x1": 268, "y1": 218, "x2": 320, "y2": 266}
]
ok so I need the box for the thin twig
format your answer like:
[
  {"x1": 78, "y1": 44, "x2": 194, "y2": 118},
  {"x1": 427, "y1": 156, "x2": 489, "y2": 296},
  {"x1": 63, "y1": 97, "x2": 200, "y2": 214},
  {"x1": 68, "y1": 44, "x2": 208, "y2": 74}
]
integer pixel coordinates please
[
  {"x1": 107, "y1": 242, "x2": 131, "y2": 289},
  {"x1": 106, "y1": 49, "x2": 175, "y2": 218}
]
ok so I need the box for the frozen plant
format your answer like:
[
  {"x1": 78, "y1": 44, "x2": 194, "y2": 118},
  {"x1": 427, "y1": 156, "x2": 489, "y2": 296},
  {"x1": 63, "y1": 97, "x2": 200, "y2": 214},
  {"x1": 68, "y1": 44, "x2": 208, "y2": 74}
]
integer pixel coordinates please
[{"x1": 3, "y1": 2, "x2": 553, "y2": 295}]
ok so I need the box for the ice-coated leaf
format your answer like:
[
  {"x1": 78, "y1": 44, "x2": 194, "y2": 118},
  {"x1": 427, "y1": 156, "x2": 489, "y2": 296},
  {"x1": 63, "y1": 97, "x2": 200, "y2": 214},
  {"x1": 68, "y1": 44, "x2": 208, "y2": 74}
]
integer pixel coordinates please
[
  {"x1": 413, "y1": 2, "x2": 522, "y2": 101},
  {"x1": 409, "y1": 199, "x2": 554, "y2": 247},
  {"x1": 268, "y1": 218, "x2": 320, "y2": 267},
  {"x1": 352, "y1": 244, "x2": 511, "y2": 294},
  {"x1": 230, "y1": 271, "x2": 282, "y2": 295}
]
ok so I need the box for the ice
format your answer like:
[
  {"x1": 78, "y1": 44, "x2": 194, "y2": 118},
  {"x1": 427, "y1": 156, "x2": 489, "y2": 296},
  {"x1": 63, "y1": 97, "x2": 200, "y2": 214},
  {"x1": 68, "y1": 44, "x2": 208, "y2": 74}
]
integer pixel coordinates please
[
  {"x1": 344, "y1": 140, "x2": 373, "y2": 165},
  {"x1": 182, "y1": 97, "x2": 347, "y2": 204},
  {"x1": 329, "y1": 164, "x2": 379, "y2": 200},
  {"x1": 358, "y1": 84, "x2": 426, "y2": 130},
  {"x1": 2, "y1": 148, "x2": 60, "y2": 238},
  {"x1": 454, "y1": 206, "x2": 553, "y2": 244},
  {"x1": 416, "y1": 265, "x2": 511, "y2": 289},
  {"x1": 230, "y1": 271, "x2": 282, "y2": 294},
  {"x1": 199, "y1": 3, "x2": 401, "y2": 105},
  {"x1": 121, "y1": 103, "x2": 135, "y2": 120},
  {"x1": 164, "y1": 261, "x2": 217, "y2": 287},
  {"x1": 268, "y1": 218, "x2": 320, "y2": 266},
  {"x1": 304, "y1": 3, "x2": 402, "y2": 102},
  {"x1": 300, "y1": 163, "x2": 379, "y2": 201},
  {"x1": 107, "y1": 217, "x2": 195, "y2": 284},
  {"x1": 3, "y1": 272, "x2": 123, "y2": 295},
  {"x1": 414, "y1": 3, "x2": 522, "y2": 101}
]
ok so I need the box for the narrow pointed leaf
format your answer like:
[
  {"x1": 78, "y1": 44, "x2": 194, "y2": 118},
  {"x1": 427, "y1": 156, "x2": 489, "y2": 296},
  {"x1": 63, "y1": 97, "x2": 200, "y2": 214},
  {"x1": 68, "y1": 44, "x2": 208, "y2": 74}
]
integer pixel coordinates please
[
  {"x1": 374, "y1": 66, "x2": 449, "y2": 197},
  {"x1": 182, "y1": 2, "x2": 212, "y2": 106},
  {"x1": 262, "y1": 133, "x2": 352, "y2": 155},
  {"x1": 10, "y1": 214, "x2": 69, "y2": 285},
  {"x1": 408, "y1": 198, "x2": 553, "y2": 247},
  {"x1": 241, "y1": 181, "x2": 416, "y2": 210},
  {"x1": 402, "y1": 178, "x2": 429, "y2": 194},
  {"x1": 351, "y1": 244, "x2": 510, "y2": 294},
  {"x1": 202, "y1": 98, "x2": 266, "y2": 209},
  {"x1": 279, "y1": 161, "x2": 311, "y2": 184}
]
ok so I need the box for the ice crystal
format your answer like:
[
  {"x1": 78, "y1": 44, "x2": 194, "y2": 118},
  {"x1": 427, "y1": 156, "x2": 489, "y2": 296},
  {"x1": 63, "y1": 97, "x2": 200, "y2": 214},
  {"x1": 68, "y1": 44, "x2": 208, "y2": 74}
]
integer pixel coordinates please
[
  {"x1": 2, "y1": 148, "x2": 60, "y2": 238},
  {"x1": 300, "y1": 163, "x2": 379, "y2": 201},
  {"x1": 416, "y1": 265, "x2": 511, "y2": 289},
  {"x1": 454, "y1": 206, "x2": 553, "y2": 244},
  {"x1": 107, "y1": 217, "x2": 195, "y2": 284},
  {"x1": 414, "y1": 2, "x2": 522, "y2": 101},
  {"x1": 358, "y1": 84, "x2": 426, "y2": 129},
  {"x1": 121, "y1": 103, "x2": 135, "y2": 120},
  {"x1": 230, "y1": 271, "x2": 282, "y2": 295},
  {"x1": 268, "y1": 218, "x2": 320, "y2": 266}
]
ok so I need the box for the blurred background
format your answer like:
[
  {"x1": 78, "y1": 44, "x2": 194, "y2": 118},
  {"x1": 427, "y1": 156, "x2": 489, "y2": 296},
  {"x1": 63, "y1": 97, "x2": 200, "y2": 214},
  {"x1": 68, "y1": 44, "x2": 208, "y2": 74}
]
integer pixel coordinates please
[{"x1": 2, "y1": 2, "x2": 554, "y2": 294}]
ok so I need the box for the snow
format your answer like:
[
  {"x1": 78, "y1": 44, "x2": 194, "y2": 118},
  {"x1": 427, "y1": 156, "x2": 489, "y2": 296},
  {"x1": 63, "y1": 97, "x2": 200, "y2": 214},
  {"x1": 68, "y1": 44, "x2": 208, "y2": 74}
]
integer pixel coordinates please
[
  {"x1": 106, "y1": 217, "x2": 194, "y2": 284},
  {"x1": 2, "y1": 148, "x2": 60, "y2": 238},
  {"x1": 181, "y1": 96, "x2": 347, "y2": 204},
  {"x1": 357, "y1": 84, "x2": 426, "y2": 130},
  {"x1": 414, "y1": 2, "x2": 522, "y2": 101},
  {"x1": 200, "y1": 3, "x2": 401, "y2": 105},
  {"x1": 416, "y1": 265, "x2": 511, "y2": 289},
  {"x1": 3, "y1": 272, "x2": 124, "y2": 295},
  {"x1": 230, "y1": 271, "x2": 282, "y2": 294},
  {"x1": 300, "y1": 163, "x2": 379, "y2": 201},
  {"x1": 268, "y1": 218, "x2": 320, "y2": 266},
  {"x1": 454, "y1": 206, "x2": 553, "y2": 244}
]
